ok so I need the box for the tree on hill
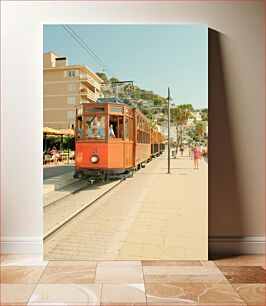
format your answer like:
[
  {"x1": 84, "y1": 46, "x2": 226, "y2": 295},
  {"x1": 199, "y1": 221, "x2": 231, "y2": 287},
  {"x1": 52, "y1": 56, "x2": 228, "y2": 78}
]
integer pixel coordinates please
[
  {"x1": 96, "y1": 73, "x2": 168, "y2": 106},
  {"x1": 109, "y1": 77, "x2": 120, "y2": 83},
  {"x1": 96, "y1": 72, "x2": 108, "y2": 82}
]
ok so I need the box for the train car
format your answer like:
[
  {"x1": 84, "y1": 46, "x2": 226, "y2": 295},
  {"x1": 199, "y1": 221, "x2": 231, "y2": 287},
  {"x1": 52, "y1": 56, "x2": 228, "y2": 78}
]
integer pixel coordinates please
[
  {"x1": 74, "y1": 98, "x2": 151, "y2": 180},
  {"x1": 151, "y1": 128, "x2": 160, "y2": 157},
  {"x1": 160, "y1": 134, "x2": 166, "y2": 153}
]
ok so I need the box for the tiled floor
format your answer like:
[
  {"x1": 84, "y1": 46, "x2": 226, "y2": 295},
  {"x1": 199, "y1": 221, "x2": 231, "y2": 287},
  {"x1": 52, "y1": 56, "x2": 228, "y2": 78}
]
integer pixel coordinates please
[{"x1": 0, "y1": 254, "x2": 265, "y2": 305}]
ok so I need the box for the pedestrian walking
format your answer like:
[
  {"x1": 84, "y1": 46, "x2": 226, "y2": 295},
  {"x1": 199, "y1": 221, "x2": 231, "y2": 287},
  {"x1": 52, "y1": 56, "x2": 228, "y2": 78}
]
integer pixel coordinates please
[
  {"x1": 180, "y1": 144, "x2": 184, "y2": 157},
  {"x1": 192, "y1": 143, "x2": 201, "y2": 170},
  {"x1": 188, "y1": 144, "x2": 192, "y2": 157}
]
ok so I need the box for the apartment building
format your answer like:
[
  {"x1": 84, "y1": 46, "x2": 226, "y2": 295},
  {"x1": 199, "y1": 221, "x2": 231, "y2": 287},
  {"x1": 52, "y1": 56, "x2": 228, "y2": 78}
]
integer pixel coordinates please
[{"x1": 44, "y1": 51, "x2": 103, "y2": 129}]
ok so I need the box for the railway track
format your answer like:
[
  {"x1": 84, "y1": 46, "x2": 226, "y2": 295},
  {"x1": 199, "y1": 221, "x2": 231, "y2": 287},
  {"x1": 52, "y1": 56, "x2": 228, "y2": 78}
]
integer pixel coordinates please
[
  {"x1": 43, "y1": 179, "x2": 123, "y2": 240},
  {"x1": 44, "y1": 180, "x2": 90, "y2": 208}
]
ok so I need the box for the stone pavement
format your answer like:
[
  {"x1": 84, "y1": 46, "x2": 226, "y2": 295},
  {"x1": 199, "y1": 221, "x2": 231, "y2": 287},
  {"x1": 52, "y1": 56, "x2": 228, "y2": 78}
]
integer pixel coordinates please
[
  {"x1": 43, "y1": 164, "x2": 75, "y2": 180},
  {"x1": 44, "y1": 180, "x2": 121, "y2": 238},
  {"x1": 43, "y1": 171, "x2": 79, "y2": 195},
  {"x1": 44, "y1": 150, "x2": 208, "y2": 260},
  {"x1": 44, "y1": 180, "x2": 88, "y2": 207}
]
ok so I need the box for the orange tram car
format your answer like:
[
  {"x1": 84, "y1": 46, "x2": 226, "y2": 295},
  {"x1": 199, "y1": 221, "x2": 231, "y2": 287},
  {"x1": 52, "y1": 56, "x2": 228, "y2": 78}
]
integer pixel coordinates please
[{"x1": 74, "y1": 98, "x2": 165, "y2": 180}]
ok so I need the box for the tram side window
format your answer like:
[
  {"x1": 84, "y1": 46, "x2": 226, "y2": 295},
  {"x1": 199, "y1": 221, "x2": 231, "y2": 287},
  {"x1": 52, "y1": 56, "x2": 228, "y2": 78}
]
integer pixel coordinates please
[
  {"x1": 137, "y1": 115, "x2": 141, "y2": 143},
  {"x1": 85, "y1": 115, "x2": 106, "y2": 139},
  {"x1": 119, "y1": 117, "x2": 124, "y2": 138},
  {"x1": 129, "y1": 118, "x2": 133, "y2": 141},
  {"x1": 125, "y1": 118, "x2": 129, "y2": 139},
  {"x1": 109, "y1": 116, "x2": 118, "y2": 138},
  {"x1": 109, "y1": 115, "x2": 124, "y2": 139},
  {"x1": 76, "y1": 116, "x2": 82, "y2": 139}
]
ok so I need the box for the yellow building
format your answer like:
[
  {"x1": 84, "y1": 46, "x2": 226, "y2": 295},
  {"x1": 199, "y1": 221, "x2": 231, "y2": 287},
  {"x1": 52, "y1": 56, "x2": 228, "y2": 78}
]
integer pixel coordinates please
[{"x1": 43, "y1": 51, "x2": 103, "y2": 129}]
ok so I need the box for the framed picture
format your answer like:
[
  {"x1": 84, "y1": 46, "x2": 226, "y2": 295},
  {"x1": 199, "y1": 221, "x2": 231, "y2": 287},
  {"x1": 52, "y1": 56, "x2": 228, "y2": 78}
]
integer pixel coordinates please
[{"x1": 43, "y1": 24, "x2": 208, "y2": 260}]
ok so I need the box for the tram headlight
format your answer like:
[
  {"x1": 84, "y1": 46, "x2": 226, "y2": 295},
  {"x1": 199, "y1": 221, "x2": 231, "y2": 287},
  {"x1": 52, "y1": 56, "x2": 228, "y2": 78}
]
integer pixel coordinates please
[{"x1": 90, "y1": 155, "x2": 99, "y2": 163}]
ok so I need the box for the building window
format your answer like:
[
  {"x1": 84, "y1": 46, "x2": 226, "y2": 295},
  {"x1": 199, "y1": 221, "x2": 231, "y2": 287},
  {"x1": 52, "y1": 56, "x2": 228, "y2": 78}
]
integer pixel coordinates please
[
  {"x1": 64, "y1": 70, "x2": 79, "y2": 77},
  {"x1": 67, "y1": 97, "x2": 76, "y2": 105},
  {"x1": 67, "y1": 83, "x2": 75, "y2": 91},
  {"x1": 68, "y1": 70, "x2": 76, "y2": 77},
  {"x1": 67, "y1": 111, "x2": 75, "y2": 119}
]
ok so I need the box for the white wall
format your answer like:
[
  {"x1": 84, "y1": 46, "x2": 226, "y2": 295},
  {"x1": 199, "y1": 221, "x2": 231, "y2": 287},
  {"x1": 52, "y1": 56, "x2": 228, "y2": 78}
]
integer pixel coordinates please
[{"x1": 1, "y1": 1, "x2": 264, "y2": 254}]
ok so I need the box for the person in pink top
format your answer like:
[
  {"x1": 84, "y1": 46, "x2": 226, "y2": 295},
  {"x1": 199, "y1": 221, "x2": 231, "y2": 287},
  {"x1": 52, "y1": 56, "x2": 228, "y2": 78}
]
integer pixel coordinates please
[{"x1": 192, "y1": 143, "x2": 201, "y2": 170}]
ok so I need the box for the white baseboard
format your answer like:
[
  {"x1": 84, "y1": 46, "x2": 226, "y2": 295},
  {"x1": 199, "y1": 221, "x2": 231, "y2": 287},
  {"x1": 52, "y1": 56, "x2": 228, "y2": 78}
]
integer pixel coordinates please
[
  {"x1": 209, "y1": 236, "x2": 265, "y2": 255},
  {"x1": 1, "y1": 237, "x2": 43, "y2": 254},
  {"x1": 1, "y1": 236, "x2": 265, "y2": 255}
]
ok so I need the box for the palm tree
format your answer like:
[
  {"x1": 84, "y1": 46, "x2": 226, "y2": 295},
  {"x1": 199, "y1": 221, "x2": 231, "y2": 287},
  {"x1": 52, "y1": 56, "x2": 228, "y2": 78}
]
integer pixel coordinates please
[
  {"x1": 194, "y1": 122, "x2": 205, "y2": 142},
  {"x1": 171, "y1": 104, "x2": 194, "y2": 147}
]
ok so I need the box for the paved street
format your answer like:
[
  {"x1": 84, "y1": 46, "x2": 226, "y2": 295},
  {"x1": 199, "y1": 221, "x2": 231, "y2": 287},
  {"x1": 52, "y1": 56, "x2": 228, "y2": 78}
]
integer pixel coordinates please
[
  {"x1": 43, "y1": 164, "x2": 75, "y2": 180},
  {"x1": 44, "y1": 150, "x2": 208, "y2": 260}
]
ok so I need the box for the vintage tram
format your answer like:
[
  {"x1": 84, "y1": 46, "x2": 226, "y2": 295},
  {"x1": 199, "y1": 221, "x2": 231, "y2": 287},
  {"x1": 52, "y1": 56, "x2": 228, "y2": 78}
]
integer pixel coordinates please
[{"x1": 74, "y1": 98, "x2": 165, "y2": 180}]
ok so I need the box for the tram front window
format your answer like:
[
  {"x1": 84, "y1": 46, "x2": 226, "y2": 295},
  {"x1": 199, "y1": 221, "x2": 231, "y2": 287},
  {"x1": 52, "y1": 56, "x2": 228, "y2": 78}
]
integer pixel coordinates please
[{"x1": 85, "y1": 115, "x2": 106, "y2": 139}]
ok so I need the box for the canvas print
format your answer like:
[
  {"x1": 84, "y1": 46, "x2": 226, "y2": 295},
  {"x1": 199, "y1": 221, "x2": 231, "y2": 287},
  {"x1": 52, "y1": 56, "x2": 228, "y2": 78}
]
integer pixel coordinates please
[{"x1": 43, "y1": 24, "x2": 208, "y2": 260}]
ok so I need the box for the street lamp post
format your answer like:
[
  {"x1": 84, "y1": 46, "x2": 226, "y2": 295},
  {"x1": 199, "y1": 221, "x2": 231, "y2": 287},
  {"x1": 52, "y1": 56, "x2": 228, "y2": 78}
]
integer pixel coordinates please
[{"x1": 167, "y1": 87, "x2": 171, "y2": 174}]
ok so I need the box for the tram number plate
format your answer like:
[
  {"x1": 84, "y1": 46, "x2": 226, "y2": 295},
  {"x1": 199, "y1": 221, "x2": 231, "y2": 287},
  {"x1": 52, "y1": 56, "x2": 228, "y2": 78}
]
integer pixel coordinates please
[{"x1": 92, "y1": 147, "x2": 97, "y2": 154}]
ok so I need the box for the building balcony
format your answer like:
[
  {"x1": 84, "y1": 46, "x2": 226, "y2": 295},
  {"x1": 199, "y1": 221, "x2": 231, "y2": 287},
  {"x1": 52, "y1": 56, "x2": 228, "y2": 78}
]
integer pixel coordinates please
[
  {"x1": 80, "y1": 88, "x2": 97, "y2": 102},
  {"x1": 80, "y1": 73, "x2": 101, "y2": 91}
]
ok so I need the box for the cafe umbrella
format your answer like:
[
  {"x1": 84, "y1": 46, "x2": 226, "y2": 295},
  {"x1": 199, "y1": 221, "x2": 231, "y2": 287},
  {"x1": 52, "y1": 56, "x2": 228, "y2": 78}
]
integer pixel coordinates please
[
  {"x1": 58, "y1": 129, "x2": 75, "y2": 163},
  {"x1": 43, "y1": 127, "x2": 63, "y2": 152}
]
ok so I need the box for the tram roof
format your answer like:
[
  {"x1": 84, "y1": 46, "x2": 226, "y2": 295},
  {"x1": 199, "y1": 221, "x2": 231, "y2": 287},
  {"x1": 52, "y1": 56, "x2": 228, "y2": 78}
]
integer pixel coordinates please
[
  {"x1": 96, "y1": 97, "x2": 139, "y2": 108},
  {"x1": 97, "y1": 97, "x2": 126, "y2": 105}
]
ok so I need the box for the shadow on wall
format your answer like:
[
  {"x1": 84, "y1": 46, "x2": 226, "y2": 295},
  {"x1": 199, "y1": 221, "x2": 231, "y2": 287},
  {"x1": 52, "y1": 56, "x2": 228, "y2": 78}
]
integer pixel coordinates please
[{"x1": 208, "y1": 29, "x2": 244, "y2": 256}]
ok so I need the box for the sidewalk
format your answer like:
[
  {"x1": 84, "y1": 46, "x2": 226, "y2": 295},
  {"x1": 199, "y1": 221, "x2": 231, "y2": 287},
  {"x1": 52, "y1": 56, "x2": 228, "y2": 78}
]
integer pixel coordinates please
[
  {"x1": 43, "y1": 164, "x2": 74, "y2": 180},
  {"x1": 44, "y1": 151, "x2": 208, "y2": 260},
  {"x1": 43, "y1": 171, "x2": 79, "y2": 195}
]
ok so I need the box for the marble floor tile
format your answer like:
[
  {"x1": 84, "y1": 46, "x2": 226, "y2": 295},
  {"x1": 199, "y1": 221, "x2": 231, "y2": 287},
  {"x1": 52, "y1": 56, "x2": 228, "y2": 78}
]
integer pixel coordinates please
[
  {"x1": 95, "y1": 261, "x2": 144, "y2": 284},
  {"x1": 0, "y1": 284, "x2": 36, "y2": 304},
  {"x1": 214, "y1": 255, "x2": 265, "y2": 267},
  {"x1": 1, "y1": 266, "x2": 45, "y2": 284},
  {"x1": 101, "y1": 284, "x2": 146, "y2": 303},
  {"x1": 1, "y1": 255, "x2": 48, "y2": 267},
  {"x1": 146, "y1": 304, "x2": 247, "y2": 306},
  {"x1": 28, "y1": 284, "x2": 102, "y2": 305},
  {"x1": 233, "y1": 284, "x2": 266, "y2": 303},
  {"x1": 1, "y1": 304, "x2": 27, "y2": 306},
  {"x1": 101, "y1": 304, "x2": 147, "y2": 306},
  {"x1": 39, "y1": 266, "x2": 96, "y2": 283},
  {"x1": 141, "y1": 260, "x2": 202, "y2": 266},
  {"x1": 145, "y1": 283, "x2": 245, "y2": 304},
  {"x1": 143, "y1": 265, "x2": 228, "y2": 284},
  {"x1": 219, "y1": 266, "x2": 265, "y2": 284},
  {"x1": 0, "y1": 254, "x2": 8, "y2": 261},
  {"x1": 98, "y1": 260, "x2": 142, "y2": 266},
  {"x1": 200, "y1": 260, "x2": 217, "y2": 267},
  {"x1": 48, "y1": 260, "x2": 97, "y2": 267}
]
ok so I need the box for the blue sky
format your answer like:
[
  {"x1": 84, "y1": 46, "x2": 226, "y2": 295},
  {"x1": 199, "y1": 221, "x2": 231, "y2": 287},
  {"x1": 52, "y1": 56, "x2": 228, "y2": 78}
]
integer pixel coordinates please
[{"x1": 44, "y1": 25, "x2": 208, "y2": 109}]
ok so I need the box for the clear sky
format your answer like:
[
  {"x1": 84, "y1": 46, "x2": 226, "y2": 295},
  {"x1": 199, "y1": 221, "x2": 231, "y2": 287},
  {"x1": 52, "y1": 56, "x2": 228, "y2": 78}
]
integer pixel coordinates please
[{"x1": 44, "y1": 24, "x2": 208, "y2": 109}]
